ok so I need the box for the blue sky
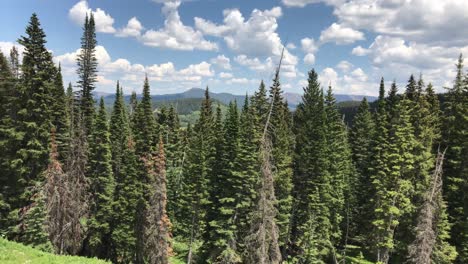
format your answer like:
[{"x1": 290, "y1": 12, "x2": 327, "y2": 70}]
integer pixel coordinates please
[{"x1": 1, "y1": 0, "x2": 467, "y2": 95}]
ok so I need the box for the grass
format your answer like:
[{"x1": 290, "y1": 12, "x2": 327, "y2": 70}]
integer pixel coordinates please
[
  {"x1": 0, "y1": 237, "x2": 108, "y2": 264},
  {"x1": 0, "y1": 237, "x2": 187, "y2": 264}
]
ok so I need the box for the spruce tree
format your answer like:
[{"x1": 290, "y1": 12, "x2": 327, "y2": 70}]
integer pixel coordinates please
[
  {"x1": 51, "y1": 64, "x2": 70, "y2": 161},
  {"x1": 349, "y1": 97, "x2": 375, "y2": 238},
  {"x1": 290, "y1": 70, "x2": 331, "y2": 262},
  {"x1": 133, "y1": 76, "x2": 157, "y2": 155},
  {"x1": 109, "y1": 82, "x2": 130, "y2": 177},
  {"x1": 442, "y1": 54, "x2": 468, "y2": 263},
  {"x1": 76, "y1": 13, "x2": 98, "y2": 134},
  {"x1": 86, "y1": 98, "x2": 115, "y2": 259},
  {"x1": 182, "y1": 87, "x2": 213, "y2": 263},
  {"x1": 9, "y1": 46, "x2": 20, "y2": 79},
  {"x1": 111, "y1": 138, "x2": 142, "y2": 263},
  {"x1": 268, "y1": 69, "x2": 293, "y2": 254},
  {"x1": 12, "y1": 13, "x2": 56, "y2": 219},
  {"x1": 143, "y1": 138, "x2": 173, "y2": 264},
  {"x1": 324, "y1": 85, "x2": 354, "y2": 250}
]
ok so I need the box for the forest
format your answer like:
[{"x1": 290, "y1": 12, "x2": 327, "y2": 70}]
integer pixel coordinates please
[{"x1": 0, "y1": 13, "x2": 467, "y2": 264}]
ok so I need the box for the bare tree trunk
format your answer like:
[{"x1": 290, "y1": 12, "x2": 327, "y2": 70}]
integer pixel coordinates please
[{"x1": 407, "y1": 149, "x2": 446, "y2": 264}]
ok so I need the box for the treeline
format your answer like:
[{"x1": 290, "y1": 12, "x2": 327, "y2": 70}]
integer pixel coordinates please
[{"x1": 0, "y1": 13, "x2": 467, "y2": 264}]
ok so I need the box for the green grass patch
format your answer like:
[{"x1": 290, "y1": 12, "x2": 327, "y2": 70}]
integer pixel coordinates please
[{"x1": 0, "y1": 237, "x2": 108, "y2": 264}]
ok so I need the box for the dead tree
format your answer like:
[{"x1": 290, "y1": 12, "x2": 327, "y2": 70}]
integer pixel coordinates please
[
  {"x1": 407, "y1": 148, "x2": 447, "y2": 263},
  {"x1": 245, "y1": 49, "x2": 284, "y2": 264},
  {"x1": 143, "y1": 138, "x2": 173, "y2": 264}
]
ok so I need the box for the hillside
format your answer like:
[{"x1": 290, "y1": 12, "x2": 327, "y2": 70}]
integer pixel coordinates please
[
  {"x1": 0, "y1": 238, "x2": 108, "y2": 264},
  {"x1": 98, "y1": 88, "x2": 377, "y2": 110}
]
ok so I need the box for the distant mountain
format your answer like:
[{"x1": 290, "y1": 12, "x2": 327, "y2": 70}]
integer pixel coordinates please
[{"x1": 96, "y1": 87, "x2": 377, "y2": 110}]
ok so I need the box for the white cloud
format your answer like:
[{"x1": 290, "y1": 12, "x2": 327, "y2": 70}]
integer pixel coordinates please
[
  {"x1": 195, "y1": 6, "x2": 298, "y2": 77},
  {"x1": 336, "y1": 60, "x2": 353, "y2": 72},
  {"x1": 286, "y1": 43, "x2": 297, "y2": 49},
  {"x1": 319, "y1": 67, "x2": 338, "y2": 87},
  {"x1": 116, "y1": 17, "x2": 143, "y2": 37},
  {"x1": 219, "y1": 72, "x2": 233, "y2": 79},
  {"x1": 235, "y1": 55, "x2": 274, "y2": 73},
  {"x1": 351, "y1": 45, "x2": 370, "y2": 56},
  {"x1": 68, "y1": 0, "x2": 116, "y2": 33},
  {"x1": 226, "y1": 77, "x2": 259, "y2": 85},
  {"x1": 210, "y1": 55, "x2": 232, "y2": 70},
  {"x1": 140, "y1": 1, "x2": 217, "y2": 51},
  {"x1": 303, "y1": 53, "x2": 315, "y2": 65},
  {"x1": 282, "y1": 0, "x2": 344, "y2": 7},
  {"x1": 0, "y1": 42, "x2": 25, "y2": 59},
  {"x1": 319, "y1": 23, "x2": 365, "y2": 45},
  {"x1": 301, "y1": 37, "x2": 318, "y2": 54}
]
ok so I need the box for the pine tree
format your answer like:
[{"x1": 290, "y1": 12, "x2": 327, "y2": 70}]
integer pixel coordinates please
[
  {"x1": 0, "y1": 51, "x2": 15, "y2": 230},
  {"x1": 86, "y1": 98, "x2": 115, "y2": 259},
  {"x1": 44, "y1": 128, "x2": 74, "y2": 254},
  {"x1": 290, "y1": 69, "x2": 331, "y2": 262},
  {"x1": 268, "y1": 69, "x2": 293, "y2": 254},
  {"x1": 111, "y1": 138, "x2": 142, "y2": 263},
  {"x1": 407, "y1": 149, "x2": 457, "y2": 264},
  {"x1": 245, "y1": 80, "x2": 281, "y2": 264},
  {"x1": 236, "y1": 96, "x2": 259, "y2": 248},
  {"x1": 11, "y1": 13, "x2": 56, "y2": 221},
  {"x1": 133, "y1": 76, "x2": 157, "y2": 155},
  {"x1": 182, "y1": 87, "x2": 213, "y2": 263},
  {"x1": 51, "y1": 64, "x2": 70, "y2": 161},
  {"x1": 129, "y1": 91, "x2": 138, "y2": 117},
  {"x1": 349, "y1": 97, "x2": 375, "y2": 238},
  {"x1": 9, "y1": 46, "x2": 20, "y2": 79},
  {"x1": 372, "y1": 82, "x2": 417, "y2": 263},
  {"x1": 76, "y1": 13, "x2": 98, "y2": 134},
  {"x1": 109, "y1": 82, "x2": 130, "y2": 177},
  {"x1": 324, "y1": 85, "x2": 353, "y2": 250},
  {"x1": 442, "y1": 54, "x2": 468, "y2": 263},
  {"x1": 143, "y1": 138, "x2": 173, "y2": 264}
]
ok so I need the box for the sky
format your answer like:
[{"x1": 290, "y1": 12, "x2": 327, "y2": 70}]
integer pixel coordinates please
[{"x1": 1, "y1": 0, "x2": 468, "y2": 96}]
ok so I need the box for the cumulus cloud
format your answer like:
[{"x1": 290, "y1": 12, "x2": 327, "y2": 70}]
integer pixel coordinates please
[
  {"x1": 303, "y1": 53, "x2": 315, "y2": 65},
  {"x1": 140, "y1": 1, "x2": 217, "y2": 51},
  {"x1": 116, "y1": 17, "x2": 143, "y2": 37},
  {"x1": 0, "y1": 41, "x2": 25, "y2": 59},
  {"x1": 52, "y1": 44, "x2": 219, "y2": 93},
  {"x1": 351, "y1": 45, "x2": 370, "y2": 56},
  {"x1": 282, "y1": 0, "x2": 344, "y2": 7},
  {"x1": 195, "y1": 6, "x2": 298, "y2": 77},
  {"x1": 319, "y1": 23, "x2": 365, "y2": 45},
  {"x1": 336, "y1": 60, "x2": 353, "y2": 72},
  {"x1": 210, "y1": 55, "x2": 232, "y2": 70},
  {"x1": 219, "y1": 72, "x2": 233, "y2": 79},
  {"x1": 68, "y1": 0, "x2": 116, "y2": 33}
]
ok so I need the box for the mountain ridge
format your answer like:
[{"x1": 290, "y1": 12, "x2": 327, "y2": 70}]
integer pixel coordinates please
[{"x1": 96, "y1": 87, "x2": 377, "y2": 108}]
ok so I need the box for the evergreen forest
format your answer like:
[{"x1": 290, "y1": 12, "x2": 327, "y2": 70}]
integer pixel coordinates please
[{"x1": 0, "y1": 13, "x2": 467, "y2": 264}]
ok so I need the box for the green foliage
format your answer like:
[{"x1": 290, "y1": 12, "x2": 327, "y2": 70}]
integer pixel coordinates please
[
  {"x1": 86, "y1": 98, "x2": 115, "y2": 259},
  {"x1": 0, "y1": 238, "x2": 109, "y2": 264},
  {"x1": 77, "y1": 13, "x2": 98, "y2": 134},
  {"x1": 442, "y1": 54, "x2": 468, "y2": 263},
  {"x1": 291, "y1": 70, "x2": 332, "y2": 262}
]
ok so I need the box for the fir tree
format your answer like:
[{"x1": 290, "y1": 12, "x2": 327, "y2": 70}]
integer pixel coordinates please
[
  {"x1": 182, "y1": 87, "x2": 213, "y2": 263},
  {"x1": 111, "y1": 138, "x2": 142, "y2": 263},
  {"x1": 51, "y1": 64, "x2": 70, "y2": 161},
  {"x1": 86, "y1": 98, "x2": 115, "y2": 259},
  {"x1": 268, "y1": 68, "x2": 293, "y2": 254},
  {"x1": 349, "y1": 97, "x2": 375, "y2": 238},
  {"x1": 442, "y1": 54, "x2": 468, "y2": 263},
  {"x1": 109, "y1": 82, "x2": 130, "y2": 177},
  {"x1": 290, "y1": 69, "x2": 331, "y2": 262},
  {"x1": 12, "y1": 13, "x2": 56, "y2": 219},
  {"x1": 143, "y1": 138, "x2": 173, "y2": 264},
  {"x1": 76, "y1": 13, "x2": 98, "y2": 134},
  {"x1": 9, "y1": 46, "x2": 20, "y2": 79},
  {"x1": 133, "y1": 76, "x2": 157, "y2": 155}
]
